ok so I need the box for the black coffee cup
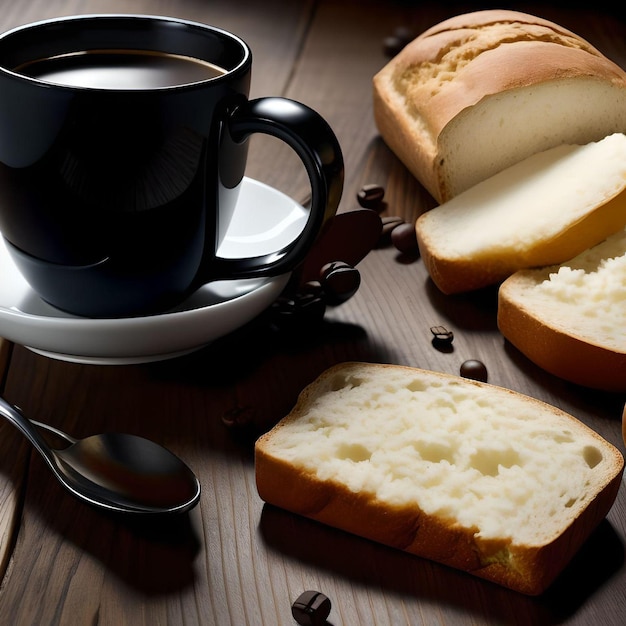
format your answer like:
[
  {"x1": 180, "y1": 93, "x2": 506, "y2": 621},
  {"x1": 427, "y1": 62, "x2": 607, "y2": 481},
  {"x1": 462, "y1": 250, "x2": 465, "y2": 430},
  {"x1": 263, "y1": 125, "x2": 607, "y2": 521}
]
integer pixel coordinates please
[{"x1": 0, "y1": 14, "x2": 343, "y2": 317}]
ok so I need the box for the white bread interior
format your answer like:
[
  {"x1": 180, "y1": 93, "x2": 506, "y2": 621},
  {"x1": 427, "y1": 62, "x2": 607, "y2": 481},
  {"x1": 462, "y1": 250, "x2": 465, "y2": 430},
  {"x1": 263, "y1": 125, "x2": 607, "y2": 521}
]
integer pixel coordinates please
[
  {"x1": 414, "y1": 133, "x2": 626, "y2": 294},
  {"x1": 373, "y1": 9, "x2": 626, "y2": 203},
  {"x1": 255, "y1": 362, "x2": 624, "y2": 595},
  {"x1": 498, "y1": 226, "x2": 626, "y2": 392}
]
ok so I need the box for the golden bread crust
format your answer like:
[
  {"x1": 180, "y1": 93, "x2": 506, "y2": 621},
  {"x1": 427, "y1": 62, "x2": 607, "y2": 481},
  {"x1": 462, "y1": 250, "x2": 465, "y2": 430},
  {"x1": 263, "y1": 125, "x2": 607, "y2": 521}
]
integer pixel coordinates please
[{"x1": 498, "y1": 272, "x2": 626, "y2": 392}]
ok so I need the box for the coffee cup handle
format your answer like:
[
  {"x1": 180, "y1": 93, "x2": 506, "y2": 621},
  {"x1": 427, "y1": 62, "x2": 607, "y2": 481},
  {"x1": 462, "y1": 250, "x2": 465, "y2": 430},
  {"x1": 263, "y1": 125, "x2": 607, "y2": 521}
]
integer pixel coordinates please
[{"x1": 212, "y1": 97, "x2": 344, "y2": 278}]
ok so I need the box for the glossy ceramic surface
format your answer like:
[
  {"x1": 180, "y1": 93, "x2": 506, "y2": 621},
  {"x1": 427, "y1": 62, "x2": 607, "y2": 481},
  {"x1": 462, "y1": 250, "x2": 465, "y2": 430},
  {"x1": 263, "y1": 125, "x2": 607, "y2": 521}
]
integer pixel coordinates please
[{"x1": 0, "y1": 178, "x2": 304, "y2": 363}]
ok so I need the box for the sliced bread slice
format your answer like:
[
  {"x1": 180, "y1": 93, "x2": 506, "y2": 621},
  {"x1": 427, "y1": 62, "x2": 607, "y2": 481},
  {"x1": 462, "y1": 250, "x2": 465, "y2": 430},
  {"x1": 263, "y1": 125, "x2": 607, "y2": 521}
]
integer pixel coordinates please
[
  {"x1": 498, "y1": 226, "x2": 626, "y2": 392},
  {"x1": 414, "y1": 133, "x2": 626, "y2": 294},
  {"x1": 255, "y1": 362, "x2": 624, "y2": 595}
]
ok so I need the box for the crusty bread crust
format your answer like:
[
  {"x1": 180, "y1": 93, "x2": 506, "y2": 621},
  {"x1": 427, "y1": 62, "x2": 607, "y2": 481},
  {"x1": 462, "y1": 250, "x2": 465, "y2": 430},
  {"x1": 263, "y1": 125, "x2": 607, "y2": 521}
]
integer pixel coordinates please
[
  {"x1": 373, "y1": 10, "x2": 626, "y2": 203},
  {"x1": 498, "y1": 270, "x2": 626, "y2": 392},
  {"x1": 416, "y1": 9, "x2": 597, "y2": 40},
  {"x1": 255, "y1": 362, "x2": 624, "y2": 595}
]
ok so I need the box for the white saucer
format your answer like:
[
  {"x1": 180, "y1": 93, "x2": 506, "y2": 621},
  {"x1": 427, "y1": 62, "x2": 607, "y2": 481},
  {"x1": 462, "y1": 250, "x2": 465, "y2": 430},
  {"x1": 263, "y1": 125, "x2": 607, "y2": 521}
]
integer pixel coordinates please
[{"x1": 0, "y1": 178, "x2": 307, "y2": 364}]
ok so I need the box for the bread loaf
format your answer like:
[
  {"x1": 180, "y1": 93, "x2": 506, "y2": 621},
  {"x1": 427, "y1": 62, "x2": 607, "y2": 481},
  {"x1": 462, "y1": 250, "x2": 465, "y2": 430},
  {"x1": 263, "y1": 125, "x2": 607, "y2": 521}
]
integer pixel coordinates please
[
  {"x1": 373, "y1": 10, "x2": 626, "y2": 203},
  {"x1": 498, "y1": 225, "x2": 626, "y2": 392},
  {"x1": 255, "y1": 362, "x2": 624, "y2": 595},
  {"x1": 414, "y1": 133, "x2": 626, "y2": 294}
]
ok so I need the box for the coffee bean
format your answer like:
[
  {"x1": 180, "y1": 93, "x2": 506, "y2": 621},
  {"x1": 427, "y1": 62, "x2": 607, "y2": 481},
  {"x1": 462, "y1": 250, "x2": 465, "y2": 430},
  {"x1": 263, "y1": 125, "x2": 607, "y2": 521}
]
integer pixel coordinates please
[
  {"x1": 378, "y1": 216, "x2": 404, "y2": 247},
  {"x1": 297, "y1": 209, "x2": 382, "y2": 284},
  {"x1": 320, "y1": 261, "x2": 361, "y2": 306},
  {"x1": 291, "y1": 590, "x2": 331, "y2": 626},
  {"x1": 430, "y1": 326, "x2": 454, "y2": 344},
  {"x1": 391, "y1": 221, "x2": 419, "y2": 255},
  {"x1": 357, "y1": 183, "x2": 385, "y2": 210},
  {"x1": 430, "y1": 325, "x2": 454, "y2": 352},
  {"x1": 460, "y1": 359, "x2": 488, "y2": 383}
]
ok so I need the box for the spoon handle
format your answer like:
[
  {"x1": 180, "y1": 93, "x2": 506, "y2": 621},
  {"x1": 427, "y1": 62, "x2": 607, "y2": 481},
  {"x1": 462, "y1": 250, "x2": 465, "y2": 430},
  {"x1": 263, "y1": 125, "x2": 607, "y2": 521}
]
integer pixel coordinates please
[
  {"x1": 0, "y1": 396, "x2": 63, "y2": 470},
  {"x1": 30, "y1": 419, "x2": 77, "y2": 445}
]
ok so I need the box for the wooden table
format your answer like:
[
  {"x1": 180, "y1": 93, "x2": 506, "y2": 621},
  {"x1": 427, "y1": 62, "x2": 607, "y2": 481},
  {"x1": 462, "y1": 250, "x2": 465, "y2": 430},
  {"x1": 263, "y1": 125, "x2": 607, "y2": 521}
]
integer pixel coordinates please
[{"x1": 0, "y1": 1, "x2": 624, "y2": 624}]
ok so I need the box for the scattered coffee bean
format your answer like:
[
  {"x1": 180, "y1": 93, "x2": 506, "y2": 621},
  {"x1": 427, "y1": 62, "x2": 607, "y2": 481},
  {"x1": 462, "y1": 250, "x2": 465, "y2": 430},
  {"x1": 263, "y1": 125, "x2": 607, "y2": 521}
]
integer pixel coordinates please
[
  {"x1": 357, "y1": 183, "x2": 385, "y2": 210},
  {"x1": 378, "y1": 216, "x2": 405, "y2": 247},
  {"x1": 297, "y1": 210, "x2": 382, "y2": 284},
  {"x1": 391, "y1": 221, "x2": 419, "y2": 255},
  {"x1": 430, "y1": 326, "x2": 454, "y2": 344},
  {"x1": 430, "y1": 325, "x2": 454, "y2": 352},
  {"x1": 268, "y1": 259, "x2": 363, "y2": 332},
  {"x1": 320, "y1": 261, "x2": 361, "y2": 306},
  {"x1": 460, "y1": 359, "x2": 488, "y2": 383},
  {"x1": 291, "y1": 590, "x2": 332, "y2": 626}
]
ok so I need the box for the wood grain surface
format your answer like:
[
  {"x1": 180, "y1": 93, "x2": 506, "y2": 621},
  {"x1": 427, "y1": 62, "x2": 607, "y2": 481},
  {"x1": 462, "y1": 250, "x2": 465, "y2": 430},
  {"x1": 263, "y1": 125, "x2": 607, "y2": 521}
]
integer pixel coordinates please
[{"x1": 0, "y1": 1, "x2": 624, "y2": 624}]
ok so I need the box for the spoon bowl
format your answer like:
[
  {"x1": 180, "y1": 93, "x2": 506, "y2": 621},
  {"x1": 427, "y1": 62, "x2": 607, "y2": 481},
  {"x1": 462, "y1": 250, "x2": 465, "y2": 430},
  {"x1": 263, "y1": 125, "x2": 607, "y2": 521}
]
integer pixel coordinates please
[{"x1": 0, "y1": 396, "x2": 201, "y2": 514}]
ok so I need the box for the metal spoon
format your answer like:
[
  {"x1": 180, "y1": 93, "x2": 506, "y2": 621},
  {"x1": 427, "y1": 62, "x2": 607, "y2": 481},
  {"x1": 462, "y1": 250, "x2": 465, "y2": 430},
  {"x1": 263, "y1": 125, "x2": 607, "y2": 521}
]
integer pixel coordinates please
[{"x1": 0, "y1": 396, "x2": 201, "y2": 514}]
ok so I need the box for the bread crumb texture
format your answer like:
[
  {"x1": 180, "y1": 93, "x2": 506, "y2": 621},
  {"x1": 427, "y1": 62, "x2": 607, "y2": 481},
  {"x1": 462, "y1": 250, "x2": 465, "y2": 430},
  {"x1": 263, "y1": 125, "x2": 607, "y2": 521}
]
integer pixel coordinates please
[
  {"x1": 263, "y1": 364, "x2": 618, "y2": 547},
  {"x1": 532, "y1": 227, "x2": 626, "y2": 348}
]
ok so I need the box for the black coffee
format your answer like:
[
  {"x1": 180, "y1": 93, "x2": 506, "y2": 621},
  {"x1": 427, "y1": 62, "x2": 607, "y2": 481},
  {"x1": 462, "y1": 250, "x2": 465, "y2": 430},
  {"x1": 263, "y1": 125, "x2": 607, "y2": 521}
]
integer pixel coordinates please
[{"x1": 16, "y1": 49, "x2": 226, "y2": 89}]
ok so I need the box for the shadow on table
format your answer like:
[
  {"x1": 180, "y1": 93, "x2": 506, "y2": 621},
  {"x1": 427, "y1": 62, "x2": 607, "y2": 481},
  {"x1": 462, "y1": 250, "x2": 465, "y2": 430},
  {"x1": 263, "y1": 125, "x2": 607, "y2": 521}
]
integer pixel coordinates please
[
  {"x1": 259, "y1": 503, "x2": 624, "y2": 624},
  {"x1": 148, "y1": 313, "x2": 371, "y2": 387},
  {"x1": 424, "y1": 278, "x2": 499, "y2": 333},
  {"x1": 23, "y1": 474, "x2": 202, "y2": 595}
]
